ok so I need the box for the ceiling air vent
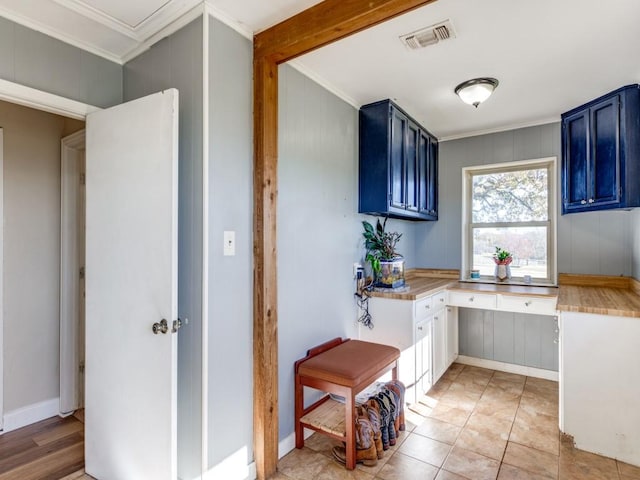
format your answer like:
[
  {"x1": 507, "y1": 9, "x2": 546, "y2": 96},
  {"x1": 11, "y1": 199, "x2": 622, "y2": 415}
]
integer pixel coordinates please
[{"x1": 400, "y1": 20, "x2": 456, "y2": 50}]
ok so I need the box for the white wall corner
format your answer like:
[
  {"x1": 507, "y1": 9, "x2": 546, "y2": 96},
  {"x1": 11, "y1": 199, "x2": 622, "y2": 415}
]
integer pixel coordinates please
[{"x1": 1, "y1": 398, "x2": 60, "y2": 434}]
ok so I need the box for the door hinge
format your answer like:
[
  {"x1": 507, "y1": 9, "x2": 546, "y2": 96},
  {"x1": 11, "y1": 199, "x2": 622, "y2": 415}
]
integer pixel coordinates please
[
  {"x1": 79, "y1": 362, "x2": 85, "y2": 374},
  {"x1": 80, "y1": 173, "x2": 86, "y2": 185},
  {"x1": 79, "y1": 267, "x2": 85, "y2": 279}
]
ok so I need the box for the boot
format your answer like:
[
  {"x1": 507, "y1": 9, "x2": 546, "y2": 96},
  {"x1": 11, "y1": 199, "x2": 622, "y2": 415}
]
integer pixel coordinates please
[
  {"x1": 358, "y1": 404, "x2": 383, "y2": 459},
  {"x1": 331, "y1": 444, "x2": 378, "y2": 467}
]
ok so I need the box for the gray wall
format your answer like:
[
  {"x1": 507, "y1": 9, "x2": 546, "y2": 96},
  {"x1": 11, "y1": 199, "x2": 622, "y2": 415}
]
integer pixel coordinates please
[
  {"x1": 3, "y1": 101, "x2": 83, "y2": 412},
  {"x1": 416, "y1": 122, "x2": 635, "y2": 277},
  {"x1": 0, "y1": 16, "x2": 121, "y2": 108},
  {"x1": 277, "y1": 64, "x2": 418, "y2": 440},
  {"x1": 207, "y1": 16, "x2": 254, "y2": 470},
  {"x1": 123, "y1": 18, "x2": 203, "y2": 480}
]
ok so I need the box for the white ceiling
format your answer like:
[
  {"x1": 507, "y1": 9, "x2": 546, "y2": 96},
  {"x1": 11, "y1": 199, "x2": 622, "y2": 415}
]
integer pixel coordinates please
[{"x1": 0, "y1": 0, "x2": 639, "y2": 139}]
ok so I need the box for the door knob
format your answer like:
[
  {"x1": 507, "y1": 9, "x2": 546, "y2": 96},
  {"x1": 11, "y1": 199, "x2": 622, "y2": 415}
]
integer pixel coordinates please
[
  {"x1": 152, "y1": 319, "x2": 169, "y2": 335},
  {"x1": 172, "y1": 318, "x2": 182, "y2": 333}
]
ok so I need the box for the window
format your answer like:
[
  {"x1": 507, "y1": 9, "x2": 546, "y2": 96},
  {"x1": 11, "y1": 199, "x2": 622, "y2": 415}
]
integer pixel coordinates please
[{"x1": 462, "y1": 158, "x2": 557, "y2": 285}]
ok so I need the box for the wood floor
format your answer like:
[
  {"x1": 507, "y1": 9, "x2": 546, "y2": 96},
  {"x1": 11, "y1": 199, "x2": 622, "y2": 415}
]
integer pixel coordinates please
[{"x1": 0, "y1": 415, "x2": 86, "y2": 480}]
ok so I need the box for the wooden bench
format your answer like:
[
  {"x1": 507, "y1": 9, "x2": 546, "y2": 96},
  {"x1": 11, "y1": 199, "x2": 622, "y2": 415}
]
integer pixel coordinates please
[{"x1": 294, "y1": 337, "x2": 400, "y2": 469}]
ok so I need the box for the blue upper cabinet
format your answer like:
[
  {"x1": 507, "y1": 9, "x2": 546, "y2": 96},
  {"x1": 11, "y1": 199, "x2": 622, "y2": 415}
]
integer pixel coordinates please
[
  {"x1": 561, "y1": 84, "x2": 640, "y2": 214},
  {"x1": 359, "y1": 99, "x2": 438, "y2": 221}
]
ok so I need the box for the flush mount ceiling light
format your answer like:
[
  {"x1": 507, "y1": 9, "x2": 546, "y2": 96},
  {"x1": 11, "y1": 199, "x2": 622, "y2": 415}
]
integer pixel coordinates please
[{"x1": 455, "y1": 78, "x2": 499, "y2": 108}]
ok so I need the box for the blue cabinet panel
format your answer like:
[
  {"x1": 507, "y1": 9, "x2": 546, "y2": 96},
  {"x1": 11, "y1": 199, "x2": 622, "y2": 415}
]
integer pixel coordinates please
[
  {"x1": 562, "y1": 84, "x2": 640, "y2": 214},
  {"x1": 359, "y1": 99, "x2": 438, "y2": 221}
]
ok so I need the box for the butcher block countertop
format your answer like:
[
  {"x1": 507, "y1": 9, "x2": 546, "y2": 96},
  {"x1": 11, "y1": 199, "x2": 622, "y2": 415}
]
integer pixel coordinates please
[
  {"x1": 557, "y1": 274, "x2": 640, "y2": 318},
  {"x1": 368, "y1": 270, "x2": 640, "y2": 317},
  {"x1": 367, "y1": 269, "x2": 558, "y2": 300}
]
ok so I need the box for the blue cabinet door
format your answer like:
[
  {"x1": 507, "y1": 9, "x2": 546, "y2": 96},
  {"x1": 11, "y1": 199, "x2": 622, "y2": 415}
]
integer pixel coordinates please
[
  {"x1": 418, "y1": 130, "x2": 438, "y2": 219},
  {"x1": 406, "y1": 121, "x2": 420, "y2": 212},
  {"x1": 390, "y1": 108, "x2": 407, "y2": 210},
  {"x1": 563, "y1": 110, "x2": 589, "y2": 211},
  {"x1": 590, "y1": 95, "x2": 620, "y2": 207},
  {"x1": 562, "y1": 84, "x2": 640, "y2": 214}
]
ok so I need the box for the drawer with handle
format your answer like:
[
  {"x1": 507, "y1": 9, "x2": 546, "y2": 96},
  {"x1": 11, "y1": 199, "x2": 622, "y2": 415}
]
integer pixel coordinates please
[
  {"x1": 447, "y1": 291, "x2": 496, "y2": 310},
  {"x1": 497, "y1": 295, "x2": 557, "y2": 315},
  {"x1": 415, "y1": 295, "x2": 434, "y2": 320}
]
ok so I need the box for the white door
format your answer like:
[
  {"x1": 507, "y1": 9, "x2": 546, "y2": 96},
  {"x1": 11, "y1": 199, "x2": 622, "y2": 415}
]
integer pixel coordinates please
[{"x1": 84, "y1": 89, "x2": 179, "y2": 480}]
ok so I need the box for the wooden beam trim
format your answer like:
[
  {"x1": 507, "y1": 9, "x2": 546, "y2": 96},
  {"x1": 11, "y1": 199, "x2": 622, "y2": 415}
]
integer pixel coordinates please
[
  {"x1": 254, "y1": 0, "x2": 437, "y2": 63},
  {"x1": 253, "y1": 56, "x2": 280, "y2": 480}
]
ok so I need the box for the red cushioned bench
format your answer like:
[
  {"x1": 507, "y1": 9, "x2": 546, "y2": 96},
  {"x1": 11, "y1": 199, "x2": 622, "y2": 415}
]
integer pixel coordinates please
[{"x1": 294, "y1": 338, "x2": 400, "y2": 470}]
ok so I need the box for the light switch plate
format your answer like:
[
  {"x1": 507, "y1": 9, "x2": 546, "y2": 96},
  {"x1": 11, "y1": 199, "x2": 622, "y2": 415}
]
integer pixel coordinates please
[{"x1": 223, "y1": 231, "x2": 235, "y2": 256}]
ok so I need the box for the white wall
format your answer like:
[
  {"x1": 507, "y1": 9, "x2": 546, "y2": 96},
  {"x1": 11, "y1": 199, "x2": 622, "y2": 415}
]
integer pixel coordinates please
[{"x1": 2, "y1": 100, "x2": 83, "y2": 412}]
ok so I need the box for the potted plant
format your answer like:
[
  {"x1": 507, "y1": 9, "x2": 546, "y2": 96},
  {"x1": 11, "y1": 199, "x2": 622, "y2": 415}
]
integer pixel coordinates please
[
  {"x1": 362, "y1": 218, "x2": 405, "y2": 288},
  {"x1": 493, "y1": 247, "x2": 513, "y2": 281}
]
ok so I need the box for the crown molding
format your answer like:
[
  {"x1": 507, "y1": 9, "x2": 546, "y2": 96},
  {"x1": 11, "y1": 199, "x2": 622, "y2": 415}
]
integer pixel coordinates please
[
  {"x1": 438, "y1": 117, "x2": 560, "y2": 142},
  {"x1": 121, "y1": 3, "x2": 205, "y2": 64},
  {"x1": 54, "y1": 0, "x2": 203, "y2": 43},
  {"x1": 0, "y1": 4, "x2": 123, "y2": 64},
  {"x1": 203, "y1": 2, "x2": 253, "y2": 40}
]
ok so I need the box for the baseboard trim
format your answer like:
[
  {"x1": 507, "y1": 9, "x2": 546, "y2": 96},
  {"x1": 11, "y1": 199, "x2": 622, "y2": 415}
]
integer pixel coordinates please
[
  {"x1": 279, "y1": 428, "x2": 315, "y2": 460},
  {"x1": 1, "y1": 397, "x2": 60, "y2": 434},
  {"x1": 456, "y1": 356, "x2": 559, "y2": 381}
]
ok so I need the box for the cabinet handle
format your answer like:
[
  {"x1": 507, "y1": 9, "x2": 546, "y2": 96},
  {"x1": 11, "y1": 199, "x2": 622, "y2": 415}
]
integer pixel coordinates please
[
  {"x1": 425, "y1": 304, "x2": 430, "y2": 309},
  {"x1": 580, "y1": 199, "x2": 587, "y2": 205},
  {"x1": 525, "y1": 301, "x2": 532, "y2": 307},
  {"x1": 418, "y1": 326, "x2": 423, "y2": 331},
  {"x1": 588, "y1": 198, "x2": 594, "y2": 204},
  {"x1": 439, "y1": 297, "x2": 444, "y2": 302},
  {"x1": 469, "y1": 296, "x2": 474, "y2": 302}
]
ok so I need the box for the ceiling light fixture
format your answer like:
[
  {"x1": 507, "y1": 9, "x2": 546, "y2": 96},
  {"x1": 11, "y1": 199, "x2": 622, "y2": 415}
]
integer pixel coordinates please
[{"x1": 454, "y1": 78, "x2": 499, "y2": 108}]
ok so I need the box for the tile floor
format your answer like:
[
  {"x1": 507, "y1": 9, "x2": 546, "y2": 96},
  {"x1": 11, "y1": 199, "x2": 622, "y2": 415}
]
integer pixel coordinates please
[{"x1": 277, "y1": 363, "x2": 640, "y2": 480}]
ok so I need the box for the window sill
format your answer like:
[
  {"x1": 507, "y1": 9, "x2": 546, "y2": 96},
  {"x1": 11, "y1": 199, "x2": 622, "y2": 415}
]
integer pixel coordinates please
[{"x1": 460, "y1": 278, "x2": 558, "y2": 288}]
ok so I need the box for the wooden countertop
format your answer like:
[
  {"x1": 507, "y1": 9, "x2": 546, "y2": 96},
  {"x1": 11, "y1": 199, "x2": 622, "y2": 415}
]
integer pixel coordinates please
[
  {"x1": 366, "y1": 269, "x2": 640, "y2": 318},
  {"x1": 367, "y1": 269, "x2": 558, "y2": 300},
  {"x1": 557, "y1": 274, "x2": 640, "y2": 318}
]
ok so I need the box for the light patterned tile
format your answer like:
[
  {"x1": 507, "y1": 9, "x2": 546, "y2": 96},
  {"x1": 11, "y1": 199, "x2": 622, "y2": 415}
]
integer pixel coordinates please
[
  {"x1": 413, "y1": 417, "x2": 461, "y2": 445},
  {"x1": 442, "y1": 445, "x2": 500, "y2": 480},
  {"x1": 397, "y1": 433, "x2": 451, "y2": 468},
  {"x1": 376, "y1": 452, "x2": 438, "y2": 480},
  {"x1": 502, "y1": 442, "x2": 558, "y2": 479},
  {"x1": 498, "y1": 463, "x2": 553, "y2": 480},
  {"x1": 428, "y1": 402, "x2": 472, "y2": 427},
  {"x1": 278, "y1": 447, "x2": 335, "y2": 479},
  {"x1": 619, "y1": 460, "x2": 640, "y2": 479},
  {"x1": 559, "y1": 443, "x2": 620, "y2": 480},
  {"x1": 435, "y1": 469, "x2": 469, "y2": 480},
  {"x1": 509, "y1": 408, "x2": 559, "y2": 455}
]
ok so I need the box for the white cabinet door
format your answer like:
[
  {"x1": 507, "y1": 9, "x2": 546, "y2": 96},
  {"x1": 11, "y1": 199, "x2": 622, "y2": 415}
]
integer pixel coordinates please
[
  {"x1": 445, "y1": 306, "x2": 458, "y2": 367},
  {"x1": 415, "y1": 318, "x2": 432, "y2": 402},
  {"x1": 432, "y1": 311, "x2": 446, "y2": 383}
]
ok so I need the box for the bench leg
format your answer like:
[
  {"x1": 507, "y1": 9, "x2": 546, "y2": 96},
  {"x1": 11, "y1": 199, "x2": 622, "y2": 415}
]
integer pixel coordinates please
[
  {"x1": 345, "y1": 392, "x2": 356, "y2": 470},
  {"x1": 295, "y1": 375, "x2": 304, "y2": 449}
]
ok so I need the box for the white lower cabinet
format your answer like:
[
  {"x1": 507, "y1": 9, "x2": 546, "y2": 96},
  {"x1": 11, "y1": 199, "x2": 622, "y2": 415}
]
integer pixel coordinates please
[
  {"x1": 415, "y1": 318, "x2": 432, "y2": 398},
  {"x1": 445, "y1": 306, "x2": 459, "y2": 371},
  {"x1": 358, "y1": 290, "x2": 458, "y2": 403},
  {"x1": 432, "y1": 310, "x2": 445, "y2": 382}
]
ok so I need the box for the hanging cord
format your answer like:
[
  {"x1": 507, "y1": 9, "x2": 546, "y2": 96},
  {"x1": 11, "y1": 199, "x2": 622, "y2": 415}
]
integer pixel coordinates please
[{"x1": 354, "y1": 279, "x2": 375, "y2": 329}]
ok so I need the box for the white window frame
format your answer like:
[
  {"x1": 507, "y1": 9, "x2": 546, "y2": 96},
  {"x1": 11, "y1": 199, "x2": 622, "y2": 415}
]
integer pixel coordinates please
[{"x1": 461, "y1": 157, "x2": 558, "y2": 286}]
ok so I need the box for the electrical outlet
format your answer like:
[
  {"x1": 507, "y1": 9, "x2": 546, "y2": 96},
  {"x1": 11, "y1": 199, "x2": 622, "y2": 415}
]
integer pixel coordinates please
[{"x1": 353, "y1": 263, "x2": 362, "y2": 278}]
